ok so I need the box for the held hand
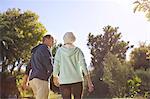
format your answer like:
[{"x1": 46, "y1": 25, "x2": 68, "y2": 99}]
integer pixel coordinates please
[{"x1": 53, "y1": 77, "x2": 60, "y2": 87}]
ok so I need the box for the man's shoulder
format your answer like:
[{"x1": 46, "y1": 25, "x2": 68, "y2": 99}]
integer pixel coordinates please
[{"x1": 38, "y1": 44, "x2": 48, "y2": 50}]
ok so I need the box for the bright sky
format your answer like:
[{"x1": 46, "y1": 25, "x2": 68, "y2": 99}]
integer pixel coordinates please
[{"x1": 1, "y1": 0, "x2": 150, "y2": 66}]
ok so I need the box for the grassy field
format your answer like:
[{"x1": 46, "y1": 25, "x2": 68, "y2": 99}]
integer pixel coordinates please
[{"x1": 49, "y1": 91, "x2": 62, "y2": 99}]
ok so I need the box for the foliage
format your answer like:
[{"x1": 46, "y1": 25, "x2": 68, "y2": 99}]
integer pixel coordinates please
[
  {"x1": 103, "y1": 52, "x2": 134, "y2": 98},
  {"x1": 135, "y1": 69, "x2": 150, "y2": 98},
  {"x1": 127, "y1": 75, "x2": 141, "y2": 98},
  {"x1": 87, "y1": 25, "x2": 133, "y2": 79},
  {"x1": 133, "y1": 0, "x2": 150, "y2": 21},
  {"x1": 86, "y1": 25, "x2": 133, "y2": 98},
  {"x1": 15, "y1": 73, "x2": 34, "y2": 98},
  {"x1": 51, "y1": 43, "x2": 62, "y2": 57},
  {"x1": 130, "y1": 43, "x2": 150, "y2": 70},
  {"x1": 0, "y1": 8, "x2": 47, "y2": 98},
  {"x1": 1, "y1": 72, "x2": 20, "y2": 98},
  {"x1": 0, "y1": 8, "x2": 47, "y2": 73},
  {"x1": 147, "y1": 49, "x2": 150, "y2": 59}
]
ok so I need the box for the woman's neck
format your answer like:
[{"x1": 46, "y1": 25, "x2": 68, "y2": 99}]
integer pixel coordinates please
[
  {"x1": 64, "y1": 43, "x2": 73, "y2": 45},
  {"x1": 64, "y1": 43, "x2": 75, "y2": 48}
]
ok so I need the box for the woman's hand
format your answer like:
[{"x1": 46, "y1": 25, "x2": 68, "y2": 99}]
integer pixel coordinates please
[
  {"x1": 85, "y1": 74, "x2": 94, "y2": 93},
  {"x1": 88, "y1": 81, "x2": 94, "y2": 92}
]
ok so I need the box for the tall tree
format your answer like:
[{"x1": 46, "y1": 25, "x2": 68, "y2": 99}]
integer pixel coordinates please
[
  {"x1": 0, "y1": 8, "x2": 47, "y2": 73},
  {"x1": 0, "y1": 8, "x2": 47, "y2": 98},
  {"x1": 85, "y1": 25, "x2": 133, "y2": 98},
  {"x1": 133, "y1": 0, "x2": 150, "y2": 21},
  {"x1": 87, "y1": 25, "x2": 133, "y2": 79}
]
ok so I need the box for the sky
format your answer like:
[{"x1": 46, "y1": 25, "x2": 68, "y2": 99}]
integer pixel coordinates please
[{"x1": 1, "y1": 0, "x2": 150, "y2": 66}]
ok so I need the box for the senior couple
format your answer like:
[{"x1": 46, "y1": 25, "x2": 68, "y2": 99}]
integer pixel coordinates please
[{"x1": 22, "y1": 32, "x2": 94, "y2": 99}]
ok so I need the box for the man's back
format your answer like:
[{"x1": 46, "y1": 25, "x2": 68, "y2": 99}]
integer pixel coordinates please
[{"x1": 30, "y1": 44, "x2": 53, "y2": 81}]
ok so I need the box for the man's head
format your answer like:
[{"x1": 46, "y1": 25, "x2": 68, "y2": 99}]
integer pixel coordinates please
[{"x1": 42, "y1": 34, "x2": 54, "y2": 48}]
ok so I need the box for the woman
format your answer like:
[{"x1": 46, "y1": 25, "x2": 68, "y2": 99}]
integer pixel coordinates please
[{"x1": 53, "y1": 32, "x2": 94, "y2": 99}]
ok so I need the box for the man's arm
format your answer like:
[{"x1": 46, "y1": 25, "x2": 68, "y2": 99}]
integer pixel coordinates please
[
  {"x1": 22, "y1": 74, "x2": 29, "y2": 90},
  {"x1": 22, "y1": 62, "x2": 31, "y2": 90}
]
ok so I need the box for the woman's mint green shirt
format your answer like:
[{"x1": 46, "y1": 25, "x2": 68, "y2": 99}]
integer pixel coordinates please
[{"x1": 53, "y1": 46, "x2": 88, "y2": 84}]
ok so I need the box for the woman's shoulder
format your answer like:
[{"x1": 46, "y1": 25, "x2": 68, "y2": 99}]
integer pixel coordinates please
[{"x1": 75, "y1": 47, "x2": 82, "y2": 51}]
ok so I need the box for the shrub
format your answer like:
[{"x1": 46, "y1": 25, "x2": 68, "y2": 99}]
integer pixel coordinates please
[
  {"x1": 127, "y1": 75, "x2": 141, "y2": 98},
  {"x1": 103, "y1": 52, "x2": 134, "y2": 98},
  {"x1": 135, "y1": 69, "x2": 150, "y2": 98}
]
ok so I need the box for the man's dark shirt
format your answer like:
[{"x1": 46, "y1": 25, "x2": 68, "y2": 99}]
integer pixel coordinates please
[{"x1": 25, "y1": 44, "x2": 53, "y2": 81}]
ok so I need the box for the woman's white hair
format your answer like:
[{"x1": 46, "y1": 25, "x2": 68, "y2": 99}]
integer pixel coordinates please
[{"x1": 63, "y1": 32, "x2": 76, "y2": 44}]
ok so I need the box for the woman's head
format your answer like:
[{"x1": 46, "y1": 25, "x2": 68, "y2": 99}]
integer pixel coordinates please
[{"x1": 63, "y1": 32, "x2": 76, "y2": 44}]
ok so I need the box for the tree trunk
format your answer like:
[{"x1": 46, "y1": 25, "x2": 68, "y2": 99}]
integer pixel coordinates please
[{"x1": 10, "y1": 62, "x2": 16, "y2": 74}]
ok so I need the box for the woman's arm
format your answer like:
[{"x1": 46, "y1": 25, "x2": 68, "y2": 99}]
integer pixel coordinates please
[
  {"x1": 85, "y1": 74, "x2": 94, "y2": 92},
  {"x1": 78, "y1": 49, "x2": 94, "y2": 92}
]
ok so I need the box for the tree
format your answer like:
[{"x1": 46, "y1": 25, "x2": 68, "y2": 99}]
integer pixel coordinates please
[
  {"x1": 87, "y1": 25, "x2": 133, "y2": 79},
  {"x1": 134, "y1": 69, "x2": 150, "y2": 98},
  {"x1": 85, "y1": 25, "x2": 133, "y2": 98},
  {"x1": 0, "y1": 8, "x2": 47, "y2": 98},
  {"x1": 130, "y1": 43, "x2": 150, "y2": 70},
  {"x1": 133, "y1": 0, "x2": 150, "y2": 21},
  {"x1": 0, "y1": 8, "x2": 47, "y2": 73}
]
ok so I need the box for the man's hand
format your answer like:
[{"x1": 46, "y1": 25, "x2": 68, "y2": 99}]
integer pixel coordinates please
[
  {"x1": 21, "y1": 75, "x2": 29, "y2": 90},
  {"x1": 21, "y1": 82, "x2": 29, "y2": 90}
]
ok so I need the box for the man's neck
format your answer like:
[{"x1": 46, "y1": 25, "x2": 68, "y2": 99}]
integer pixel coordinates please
[{"x1": 42, "y1": 43, "x2": 50, "y2": 48}]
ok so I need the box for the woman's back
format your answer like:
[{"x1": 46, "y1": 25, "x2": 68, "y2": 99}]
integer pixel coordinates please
[{"x1": 54, "y1": 45, "x2": 88, "y2": 84}]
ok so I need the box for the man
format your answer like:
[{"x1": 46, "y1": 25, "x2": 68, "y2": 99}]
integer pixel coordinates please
[{"x1": 22, "y1": 34, "x2": 54, "y2": 99}]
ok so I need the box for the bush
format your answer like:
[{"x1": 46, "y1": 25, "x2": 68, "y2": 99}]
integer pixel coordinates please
[
  {"x1": 127, "y1": 75, "x2": 141, "y2": 98},
  {"x1": 135, "y1": 69, "x2": 150, "y2": 98},
  {"x1": 83, "y1": 71, "x2": 109, "y2": 98},
  {"x1": 103, "y1": 52, "x2": 134, "y2": 98},
  {"x1": 1, "y1": 72, "x2": 20, "y2": 98}
]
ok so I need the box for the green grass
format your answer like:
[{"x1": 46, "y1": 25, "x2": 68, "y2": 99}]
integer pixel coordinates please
[
  {"x1": 49, "y1": 91, "x2": 62, "y2": 99},
  {"x1": 49, "y1": 91, "x2": 75, "y2": 99}
]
